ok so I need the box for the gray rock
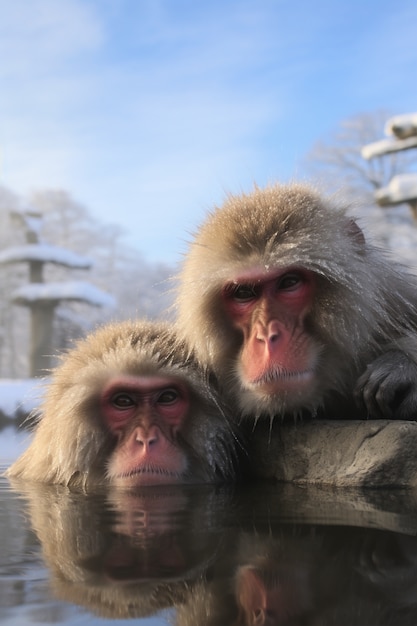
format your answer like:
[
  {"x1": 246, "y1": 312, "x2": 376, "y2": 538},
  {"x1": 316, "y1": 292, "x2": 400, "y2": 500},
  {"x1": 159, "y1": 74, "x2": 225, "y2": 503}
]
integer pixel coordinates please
[{"x1": 247, "y1": 420, "x2": 417, "y2": 487}]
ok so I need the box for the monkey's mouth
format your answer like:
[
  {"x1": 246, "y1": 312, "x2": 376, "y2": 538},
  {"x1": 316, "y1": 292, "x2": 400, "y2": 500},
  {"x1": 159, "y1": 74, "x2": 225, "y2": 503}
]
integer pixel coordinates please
[
  {"x1": 250, "y1": 368, "x2": 315, "y2": 393},
  {"x1": 114, "y1": 466, "x2": 183, "y2": 486}
]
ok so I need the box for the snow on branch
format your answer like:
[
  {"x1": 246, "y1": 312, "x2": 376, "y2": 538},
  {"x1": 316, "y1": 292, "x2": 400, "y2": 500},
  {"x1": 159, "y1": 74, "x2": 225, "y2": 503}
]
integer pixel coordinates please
[
  {"x1": 0, "y1": 244, "x2": 92, "y2": 269},
  {"x1": 12, "y1": 281, "x2": 116, "y2": 308},
  {"x1": 361, "y1": 135, "x2": 417, "y2": 160},
  {"x1": 375, "y1": 173, "x2": 417, "y2": 207}
]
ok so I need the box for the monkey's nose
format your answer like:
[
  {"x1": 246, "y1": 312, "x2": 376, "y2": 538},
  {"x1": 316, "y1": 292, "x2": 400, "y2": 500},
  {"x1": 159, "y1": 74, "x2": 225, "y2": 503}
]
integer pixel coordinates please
[
  {"x1": 256, "y1": 321, "x2": 282, "y2": 344},
  {"x1": 135, "y1": 425, "x2": 160, "y2": 448}
]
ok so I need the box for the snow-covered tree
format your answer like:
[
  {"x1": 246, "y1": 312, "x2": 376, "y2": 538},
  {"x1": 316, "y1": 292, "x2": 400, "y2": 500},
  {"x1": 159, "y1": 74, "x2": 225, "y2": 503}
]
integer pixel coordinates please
[{"x1": 30, "y1": 190, "x2": 174, "y2": 324}]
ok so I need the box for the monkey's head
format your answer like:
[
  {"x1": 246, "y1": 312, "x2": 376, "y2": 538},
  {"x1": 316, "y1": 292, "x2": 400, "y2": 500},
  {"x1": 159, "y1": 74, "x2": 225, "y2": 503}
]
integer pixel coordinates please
[
  {"x1": 176, "y1": 183, "x2": 401, "y2": 419},
  {"x1": 7, "y1": 320, "x2": 240, "y2": 487}
]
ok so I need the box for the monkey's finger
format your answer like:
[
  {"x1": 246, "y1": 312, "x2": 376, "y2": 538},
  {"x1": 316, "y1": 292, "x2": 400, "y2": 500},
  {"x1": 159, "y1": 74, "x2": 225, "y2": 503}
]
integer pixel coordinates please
[
  {"x1": 357, "y1": 371, "x2": 394, "y2": 419},
  {"x1": 386, "y1": 386, "x2": 417, "y2": 421}
]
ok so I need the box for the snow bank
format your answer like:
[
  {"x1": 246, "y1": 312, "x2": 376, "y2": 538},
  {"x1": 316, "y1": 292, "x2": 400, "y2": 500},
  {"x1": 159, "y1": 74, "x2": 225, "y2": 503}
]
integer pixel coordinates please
[{"x1": 0, "y1": 379, "x2": 44, "y2": 421}]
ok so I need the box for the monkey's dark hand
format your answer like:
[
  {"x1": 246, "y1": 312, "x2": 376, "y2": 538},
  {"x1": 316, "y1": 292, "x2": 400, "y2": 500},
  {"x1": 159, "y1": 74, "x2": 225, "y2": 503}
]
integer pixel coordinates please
[{"x1": 356, "y1": 350, "x2": 417, "y2": 420}]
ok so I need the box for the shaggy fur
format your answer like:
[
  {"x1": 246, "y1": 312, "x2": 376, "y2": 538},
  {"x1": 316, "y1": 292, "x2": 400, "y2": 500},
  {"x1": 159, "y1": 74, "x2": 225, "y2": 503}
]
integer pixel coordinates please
[
  {"x1": 175, "y1": 183, "x2": 417, "y2": 420},
  {"x1": 7, "y1": 320, "x2": 241, "y2": 487}
]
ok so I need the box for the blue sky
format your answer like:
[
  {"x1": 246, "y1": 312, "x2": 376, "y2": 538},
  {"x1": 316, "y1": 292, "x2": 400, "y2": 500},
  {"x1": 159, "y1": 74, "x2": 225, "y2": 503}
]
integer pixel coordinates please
[{"x1": 0, "y1": 0, "x2": 416, "y2": 264}]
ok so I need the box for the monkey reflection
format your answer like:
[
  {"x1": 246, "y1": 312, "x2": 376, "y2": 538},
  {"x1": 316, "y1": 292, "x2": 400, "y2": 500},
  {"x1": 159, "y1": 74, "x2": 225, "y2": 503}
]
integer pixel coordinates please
[
  {"x1": 233, "y1": 545, "x2": 315, "y2": 626},
  {"x1": 9, "y1": 480, "x2": 234, "y2": 621},
  {"x1": 232, "y1": 528, "x2": 417, "y2": 626},
  {"x1": 176, "y1": 183, "x2": 417, "y2": 421},
  {"x1": 7, "y1": 320, "x2": 241, "y2": 488},
  {"x1": 8, "y1": 478, "x2": 417, "y2": 626}
]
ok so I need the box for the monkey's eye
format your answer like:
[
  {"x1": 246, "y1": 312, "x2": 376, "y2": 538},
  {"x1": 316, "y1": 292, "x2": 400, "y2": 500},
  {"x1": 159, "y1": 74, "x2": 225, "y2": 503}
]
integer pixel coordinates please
[
  {"x1": 277, "y1": 273, "x2": 304, "y2": 291},
  {"x1": 111, "y1": 393, "x2": 136, "y2": 409},
  {"x1": 156, "y1": 388, "x2": 180, "y2": 405},
  {"x1": 231, "y1": 284, "x2": 258, "y2": 302}
]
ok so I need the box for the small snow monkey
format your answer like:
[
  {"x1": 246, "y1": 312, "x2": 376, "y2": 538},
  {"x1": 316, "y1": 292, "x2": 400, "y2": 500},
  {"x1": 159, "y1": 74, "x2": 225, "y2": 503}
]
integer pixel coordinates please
[{"x1": 7, "y1": 320, "x2": 242, "y2": 487}]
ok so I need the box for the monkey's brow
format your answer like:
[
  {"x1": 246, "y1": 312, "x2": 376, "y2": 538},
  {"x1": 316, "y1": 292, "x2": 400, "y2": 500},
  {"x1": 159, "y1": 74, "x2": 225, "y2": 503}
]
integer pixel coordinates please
[{"x1": 223, "y1": 281, "x2": 258, "y2": 293}]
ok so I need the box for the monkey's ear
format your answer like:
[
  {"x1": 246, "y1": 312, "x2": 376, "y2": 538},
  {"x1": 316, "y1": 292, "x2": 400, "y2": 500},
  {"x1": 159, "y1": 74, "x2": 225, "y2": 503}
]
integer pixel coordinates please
[{"x1": 346, "y1": 219, "x2": 366, "y2": 246}]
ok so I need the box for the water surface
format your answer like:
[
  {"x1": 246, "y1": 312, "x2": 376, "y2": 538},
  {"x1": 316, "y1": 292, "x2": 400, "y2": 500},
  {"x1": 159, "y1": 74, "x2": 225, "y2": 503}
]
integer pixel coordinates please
[{"x1": 2, "y1": 437, "x2": 417, "y2": 625}]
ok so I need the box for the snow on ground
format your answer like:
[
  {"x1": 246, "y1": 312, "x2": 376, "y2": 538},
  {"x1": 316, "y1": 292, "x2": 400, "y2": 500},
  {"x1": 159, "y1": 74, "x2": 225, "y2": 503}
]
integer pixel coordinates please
[
  {"x1": 0, "y1": 378, "x2": 44, "y2": 420},
  {"x1": 0, "y1": 379, "x2": 42, "y2": 464}
]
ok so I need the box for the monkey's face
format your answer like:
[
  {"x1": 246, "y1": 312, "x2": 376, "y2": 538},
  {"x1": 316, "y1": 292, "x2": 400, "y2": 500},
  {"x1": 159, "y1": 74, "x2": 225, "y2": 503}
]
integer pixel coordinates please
[
  {"x1": 222, "y1": 266, "x2": 325, "y2": 417},
  {"x1": 6, "y1": 320, "x2": 241, "y2": 487},
  {"x1": 103, "y1": 375, "x2": 190, "y2": 487}
]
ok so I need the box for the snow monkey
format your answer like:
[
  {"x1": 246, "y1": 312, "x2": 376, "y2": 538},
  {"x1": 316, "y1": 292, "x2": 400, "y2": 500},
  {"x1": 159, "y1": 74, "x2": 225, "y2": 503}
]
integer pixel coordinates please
[
  {"x1": 7, "y1": 320, "x2": 242, "y2": 487},
  {"x1": 175, "y1": 183, "x2": 417, "y2": 421}
]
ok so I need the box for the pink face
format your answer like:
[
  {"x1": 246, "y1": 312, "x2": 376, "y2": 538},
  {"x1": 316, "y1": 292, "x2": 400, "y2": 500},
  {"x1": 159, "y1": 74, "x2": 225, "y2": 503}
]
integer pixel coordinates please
[
  {"x1": 102, "y1": 376, "x2": 190, "y2": 487},
  {"x1": 222, "y1": 267, "x2": 318, "y2": 396}
]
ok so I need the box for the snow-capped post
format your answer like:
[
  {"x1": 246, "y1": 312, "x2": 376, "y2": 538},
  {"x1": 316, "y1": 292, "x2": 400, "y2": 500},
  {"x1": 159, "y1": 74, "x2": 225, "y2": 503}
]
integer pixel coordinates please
[
  {"x1": 361, "y1": 112, "x2": 417, "y2": 221},
  {"x1": 0, "y1": 209, "x2": 115, "y2": 377},
  {"x1": 374, "y1": 174, "x2": 417, "y2": 221}
]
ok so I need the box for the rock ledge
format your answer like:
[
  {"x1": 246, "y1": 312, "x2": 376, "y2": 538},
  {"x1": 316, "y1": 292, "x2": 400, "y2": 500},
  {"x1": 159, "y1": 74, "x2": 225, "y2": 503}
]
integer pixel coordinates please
[{"x1": 248, "y1": 420, "x2": 417, "y2": 487}]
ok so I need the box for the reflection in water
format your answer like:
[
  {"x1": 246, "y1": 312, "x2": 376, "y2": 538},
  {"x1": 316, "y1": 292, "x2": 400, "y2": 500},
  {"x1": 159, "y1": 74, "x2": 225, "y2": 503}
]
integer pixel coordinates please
[{"x1": 3, "y1": 475, "x2": 417, "y2": 625}]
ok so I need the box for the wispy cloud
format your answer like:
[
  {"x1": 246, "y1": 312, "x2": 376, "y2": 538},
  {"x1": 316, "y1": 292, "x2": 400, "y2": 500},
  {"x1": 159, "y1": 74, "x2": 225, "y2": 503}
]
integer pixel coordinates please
[
  {"x1": 0, "y1": 0, "x2": 288, "y2": 261},
  {"x1": 0, "y1": 0, "x2": 102, "y2": 70},
  {"x1": 0, "y1": 0, "x2": 416, "y2": 262}
]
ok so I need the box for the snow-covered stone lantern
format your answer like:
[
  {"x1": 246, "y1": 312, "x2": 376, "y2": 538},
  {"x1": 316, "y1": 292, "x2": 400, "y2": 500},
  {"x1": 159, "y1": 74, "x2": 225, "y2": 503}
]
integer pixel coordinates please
[
  {"x1": 0, "y1": 209, "x2": 114, "y2": 377},
  {"x1": 374, "y1": 173, "x2": 417, "y2": 220},
  {"x1": 361, "y1": 112, "x2": 417, "y2": 221}
]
